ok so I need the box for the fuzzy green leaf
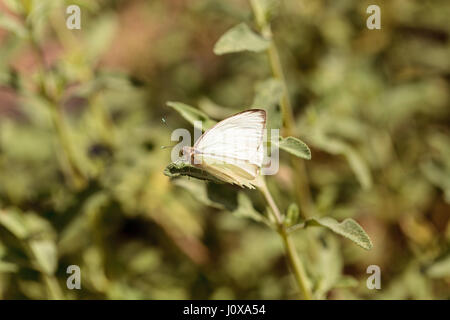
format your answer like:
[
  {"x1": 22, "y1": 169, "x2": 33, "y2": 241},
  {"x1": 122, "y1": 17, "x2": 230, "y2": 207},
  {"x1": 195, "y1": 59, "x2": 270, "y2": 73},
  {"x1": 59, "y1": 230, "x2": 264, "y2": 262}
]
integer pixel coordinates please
[
  {"x1": 29, "y1": 239, "x2": 57, "y2": 275},
  {"x1": 167, "y1": 101, "x2": 216, "y2": 130},
  {"x1": 3, "y1": 0, "x2": 24, "y2": 14},
  {"x1": 164, "y1": 161, "x2": 224, "y2": 184},
  {"x1": 232, "y1": 193, "x2": 267, "y2": 224},
  {"x1": 421, "y1": 161, "x2": 450, "y2": 204},
  {"x1": 426, "y1": 255, "x2": 450, "y2": 278},
  {"x1": 0, "y1": 209, "x2": 28, "y2": 239},
  {"x1": 305, "y1": 217, "x2": 373, "y2": 250},
  {"x1": 0, "y1": 13, "x2": 27, "y2": 38},
  {"x1": 284, "y1": 203, "x2": 300, "y2": 227},
  {"x1": 277, "y1": 136, "x2": 311, "y2": 160},
  {"x1": 213, "y1": 23, "x2": 270, "y2": 55}
]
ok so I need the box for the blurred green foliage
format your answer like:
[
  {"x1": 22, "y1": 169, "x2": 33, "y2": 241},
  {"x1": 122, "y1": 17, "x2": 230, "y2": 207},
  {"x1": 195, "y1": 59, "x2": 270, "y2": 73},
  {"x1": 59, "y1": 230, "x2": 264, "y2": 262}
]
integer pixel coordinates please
[{"x1": 0, "y1": 0, "x2": 449, "y2": 299}]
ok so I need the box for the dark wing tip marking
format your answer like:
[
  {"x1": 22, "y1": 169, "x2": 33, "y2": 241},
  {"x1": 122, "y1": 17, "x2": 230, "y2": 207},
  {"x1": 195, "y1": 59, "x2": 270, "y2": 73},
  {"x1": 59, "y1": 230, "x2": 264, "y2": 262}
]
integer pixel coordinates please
[
  {"x1": 238, "y1": 109, "x2": 266, "y2": 126},
  {"x1": 194, "y1": 108, "x2": 267, "y2": 148}
]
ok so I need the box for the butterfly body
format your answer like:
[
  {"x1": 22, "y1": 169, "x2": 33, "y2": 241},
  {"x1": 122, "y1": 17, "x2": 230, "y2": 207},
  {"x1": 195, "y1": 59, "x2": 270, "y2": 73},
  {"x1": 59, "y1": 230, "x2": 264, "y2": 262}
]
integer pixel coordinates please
[{"x1": 181, "y1": 109, "x2": 266, "y2": 189}]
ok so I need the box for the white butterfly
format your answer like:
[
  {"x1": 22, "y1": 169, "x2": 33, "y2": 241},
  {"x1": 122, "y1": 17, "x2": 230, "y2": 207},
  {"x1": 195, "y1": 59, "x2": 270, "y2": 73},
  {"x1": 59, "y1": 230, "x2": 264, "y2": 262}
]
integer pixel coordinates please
[{"x1": 182, "y1": 109, "x2": 266, "y2": 189}]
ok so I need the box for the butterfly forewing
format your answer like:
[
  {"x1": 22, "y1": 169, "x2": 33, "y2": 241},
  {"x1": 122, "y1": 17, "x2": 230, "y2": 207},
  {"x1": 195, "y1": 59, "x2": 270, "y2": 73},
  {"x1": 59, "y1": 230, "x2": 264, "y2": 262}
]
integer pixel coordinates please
[{"x1": 194, "y1": 109, "x2": 266, "y2": 167}]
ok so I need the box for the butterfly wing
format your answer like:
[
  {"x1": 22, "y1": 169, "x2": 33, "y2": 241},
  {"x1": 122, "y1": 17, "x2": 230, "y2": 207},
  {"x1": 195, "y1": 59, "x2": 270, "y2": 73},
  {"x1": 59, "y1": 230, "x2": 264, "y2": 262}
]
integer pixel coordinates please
[
  {"x1": 195, "y1": 154, "x2": 260, "y2": 189},
  {"x1": 192, "y1": 109, "x2": 266, "y2": 188},
  {"x1": 194, "y1": 109, "x2": 266, "y2": 166}
]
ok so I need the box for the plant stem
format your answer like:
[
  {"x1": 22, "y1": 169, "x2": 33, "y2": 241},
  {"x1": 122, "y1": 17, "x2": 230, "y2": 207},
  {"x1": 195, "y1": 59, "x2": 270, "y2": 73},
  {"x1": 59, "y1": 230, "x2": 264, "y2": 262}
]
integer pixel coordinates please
[
  {"x1": 249, "y1": 2, "x2": 313, "y2": 218},
  {"x1": 259, "y1": 179, "x2": 312, "y2": 300},
  {"x1": 48, "y1": 102, "x2": 86, "y2": 189},
  {"x1": 43, "y1": 274, "x2": 64, "y2": 300},
  {"x1": 26, "y1": 20, "x2": 86, "y2": 189},
  {"x1": 267, "y1": 37, "x2": 313, "y2": 217},
  {"x1": 278, "y1": 226, "x2": 312, "y2": 300}
]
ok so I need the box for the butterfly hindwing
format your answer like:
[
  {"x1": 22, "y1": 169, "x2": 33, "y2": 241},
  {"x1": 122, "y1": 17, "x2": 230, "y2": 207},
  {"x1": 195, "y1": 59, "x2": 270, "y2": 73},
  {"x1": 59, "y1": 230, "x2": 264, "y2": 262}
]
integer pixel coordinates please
[
  {"x1": 197, "y1": 154, "x2": 259, "y2": 189},
  {"x1": 188, "y1": 109, "x2": 266, "y2": 189}
]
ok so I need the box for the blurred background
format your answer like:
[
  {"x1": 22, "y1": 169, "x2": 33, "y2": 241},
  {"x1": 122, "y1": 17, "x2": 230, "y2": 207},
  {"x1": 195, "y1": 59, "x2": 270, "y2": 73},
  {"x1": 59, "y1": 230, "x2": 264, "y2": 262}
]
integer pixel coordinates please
[{"x1": 0, "y1": 0, "x2": 449, "y2": 299}]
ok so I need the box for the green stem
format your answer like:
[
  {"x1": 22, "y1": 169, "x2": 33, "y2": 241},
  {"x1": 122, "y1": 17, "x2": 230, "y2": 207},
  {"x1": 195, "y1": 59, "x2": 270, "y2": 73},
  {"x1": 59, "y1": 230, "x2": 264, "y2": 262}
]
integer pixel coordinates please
[
  {"x1": 249, "y1": 2, "x2": 313, "y2": 217},
  {"x1": 43, "y1": 274, "x2": 64, "y2": 300},
  {"x1": 49, "y1": 13, "x2": 117, "y2": 148},
  {"x1": 259, "y1": 179, "x2": 313, "y2": 300},
  {"x1": 26, "y1": 19, "x2": 86, "y2": 189},
  {"x1": 48, "y1": 103, "x2": 86, "y2": 189}
]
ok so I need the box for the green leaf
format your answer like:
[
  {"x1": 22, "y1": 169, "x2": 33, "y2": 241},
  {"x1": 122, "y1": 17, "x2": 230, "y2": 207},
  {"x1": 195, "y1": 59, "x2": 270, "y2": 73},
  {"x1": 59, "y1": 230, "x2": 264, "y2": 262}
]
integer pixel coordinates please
[
  {"x1": 426, "y1": 255, "x2": 450, "y2": 278},
  {"x1": 174, "y1": 179, "x2": 225, "y2": 209},
  {"x1": 167, "y1": 101, "x2": 216, "y2": 131},
  {"x1": 213, "y1": 23, "x2": 270, "y2": 55},
  {"x1": 172, "y1": 173, "x2": 268, "y2": 225},
  {"x1": 29, "y1": 239, "x2": 57, "y2": 275},
  {"x1": 421, "y1": 161, "x2": 450, "y2": 204},
  {"x1": 0, "y1": 13, "x2": 28, "y2": 38},
  {"x1": 284, "y1": 203, "x2": 300, "y2": 227},
  {"x1": 305, "y1": 217, "x2": 373, "y2": 250},
  {"x1": 3, "y1": 0, "x2": 24, "y2": 14},
  {"x1": 85, "y1": 13, "x2": 118, "y2": 63},
  {"x1": 276, "y1": 136, "x2": 311, "y2": 160},
  {"x1": 232, "y1": 193, "x2": 268, "y2": 225},
  {"x1": 164, "y1": 161, "x2": 224, "y2": 184},
  {"x1": 311, "y1": 135, "x2": 372, "y2": 189},
  {"x1": 0, "y1": 209, "x2": 28, "y2": 239},
  {"x1": 206, "y1": 183, "x2": 239, "y2": 212}
]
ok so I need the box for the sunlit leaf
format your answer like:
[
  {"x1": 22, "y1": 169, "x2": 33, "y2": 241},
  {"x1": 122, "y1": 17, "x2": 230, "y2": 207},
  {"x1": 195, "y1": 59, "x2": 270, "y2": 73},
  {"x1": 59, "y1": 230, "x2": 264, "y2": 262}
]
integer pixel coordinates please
[
  {"x1": 167, "y1": 101, "x2": 216, "y2": 130},
  {"x1": 0, "y1": 209, "x2": 28, "y2": 239},
  {"x1": 0, "y1": 13, "x2": 28, "y2": 38},
  {"x1": 85, "y1": 13, "x2": 118, "y2": 63},
  {"x1": 213, "y1": 23, "x2": 269, "y2": 55},
  {"x1": 305, "y1": 217, "x2": 373, "y2": 250},
  {"x1": 276, "y1": 136, "x2": 311, "y2": 160},
  {"x1": 3, "y1": 0, "x2": 25, "y2": 13},
  {"x1": 232, "y1": 193, "x2": 268, "y2": 225},
  {"x1": 29, "y1": 239, "x2": 57, "y2": 275},
  {"x1": 284, "y1": 203, "x2": 299, "y2": 227},
  {"x1": 421, "y1": 161, "x2": 450, "y2": 203},
  {"x1": 426, "y1": 255, "x2": 450, "y2": 278}
]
